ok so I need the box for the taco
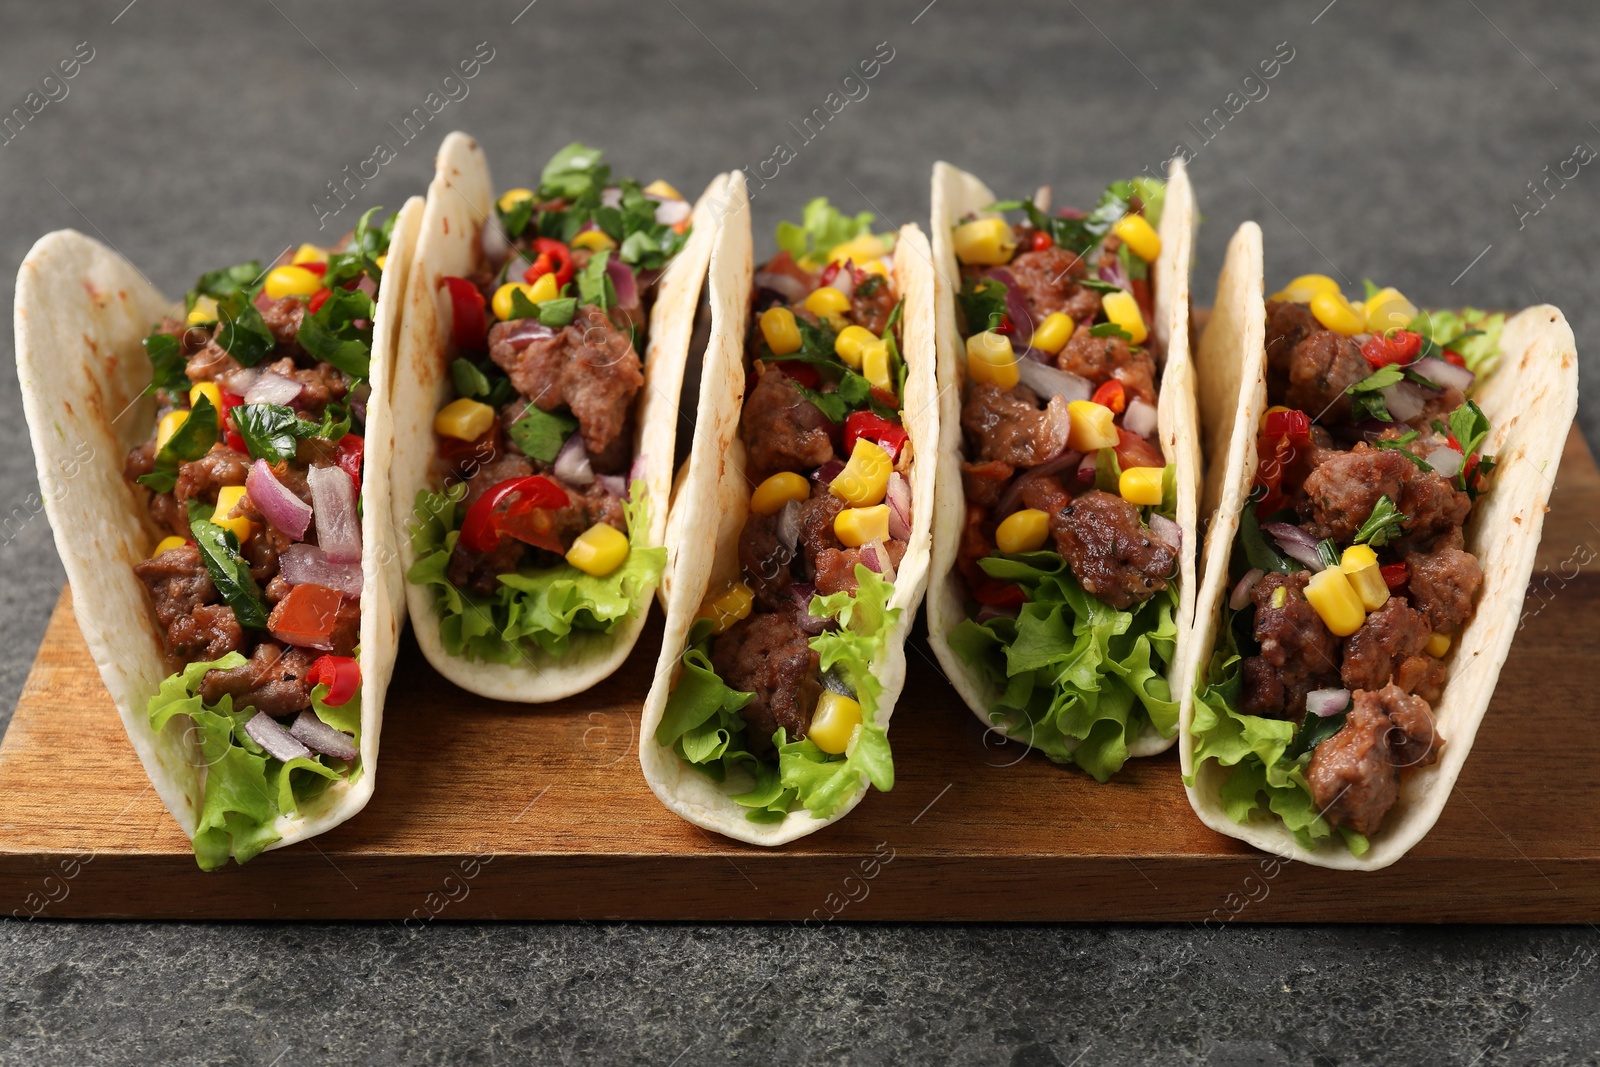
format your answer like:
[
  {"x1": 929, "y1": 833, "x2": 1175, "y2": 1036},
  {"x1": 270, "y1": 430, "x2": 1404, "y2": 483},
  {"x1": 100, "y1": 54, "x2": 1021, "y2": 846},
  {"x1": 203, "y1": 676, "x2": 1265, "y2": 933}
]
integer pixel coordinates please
[
  {"x1": 924, "y1": 161, "x2": 1200, "y2": 780},
  {"x1": 15, "y1": 200, "x2": 421, "y2": 868},
  {"x1": 640, "y1": 176, "x2": 938, "y2": 844},
  {"x1": 1180, "y1": 223, "x2": 1580, "y2": 868},
  {"x1": 393, "y1": 133, "x2": 721, "y2": 702}
]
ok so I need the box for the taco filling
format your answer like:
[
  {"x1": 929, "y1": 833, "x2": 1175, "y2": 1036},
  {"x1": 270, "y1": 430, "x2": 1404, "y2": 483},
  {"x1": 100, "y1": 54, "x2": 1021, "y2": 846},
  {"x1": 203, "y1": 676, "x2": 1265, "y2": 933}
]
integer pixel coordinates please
[
  {"x1": 943, "y1": 179, "x2": 1181, "y2": 781},
  {"x1": 654, "y1": 200, "x2": 909, "y2": 822},
  {"x1": 1192, "y1": 275, "x2": 1504, "y2": 852},
  {"x1": 123, "y1": 211, "x2": 393, "y2": 867},
  {"x1": 407, "y1": 143, "x2": 683, "y2": 661}
]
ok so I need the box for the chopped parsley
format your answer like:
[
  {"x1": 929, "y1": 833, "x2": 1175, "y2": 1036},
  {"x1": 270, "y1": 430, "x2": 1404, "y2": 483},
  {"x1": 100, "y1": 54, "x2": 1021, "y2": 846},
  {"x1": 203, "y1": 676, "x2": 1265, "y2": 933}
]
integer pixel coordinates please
[{"x1": 1353, "y1": 495, "x2": 1406, "y2": 548}]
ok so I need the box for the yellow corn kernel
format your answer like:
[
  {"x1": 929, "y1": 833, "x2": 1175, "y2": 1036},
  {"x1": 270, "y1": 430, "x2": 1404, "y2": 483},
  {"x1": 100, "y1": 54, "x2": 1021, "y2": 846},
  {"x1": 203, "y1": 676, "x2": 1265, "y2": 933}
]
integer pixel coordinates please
[
  {"x1": 263, "y1": 265, "x2": 322, "y2": 300},
  {"x1": 965, "y1": 331, "x2": 1018, "y2": 388},
  {"x1": 571, "y1": 230, "x2": 617, "y2": 252},
  {"x1": 375, "y1": 254, "x2": 388, "y2": 270},
  {"x1": 524, "y1": 272, "x2": 560, "y2": 304},
  {"x1": 859, "y1": 258, "x2": 890, "y2": 277},
  {"x1": 152, "y1": 535, "x2": 187, "y2": 557},
  {"x1": 566, "y1": 522, "x2": 630, "y2": 576},
  {"x1": 1340, "y1": 543, "x2": 1390, "y2": 612},
  {"x1": 1259, "y1": 404, "x2": 1290, "y2": 429},
  {"x1": 1101, "y1": 290, "x2": 1148, "y2": 345},
  {"x1": 827, "y1": 234, "x2": 887, "y2": 267},
  {"x1": 803, "y1": 286, "x2": 852, "y2": 322},
  {"x1": 952, "y1": 217, "x2": 1017, "y2": 266},
  {"x1": 699, "y1": 580, "x2": 753, "y2": 634},
  {"x1": 155, "y1": 409, "x2": 189, "y2": 450},
  {"x1": 834, "y1": 324, "x2": 878, "y2": 369},
  {"x1": 1364, "y1": 286, "x2": 1420, "y2": 334},
  {"x1": 497, "y1": 187, "x2": 535, "y2": 213},
  {"x1": 1120, "y1": 466, "x2": 1165, "y2": 506},
  {"x1": 1426, "y1": 631, "x2": 1452, "y2": 658},
  {"x1": 187, "y1": 295, "x2": 219, "y2": 326},
  {"x1": 1271, "y1": 585, "x2": 1287, "y2": 610},
  {"x1": 809, "y1": 690, "x2": 863, "y2": 755},
  {"x1": 1305, "y1": 567, "x2": 1367, "y2": 637},
  {"x1": 750, "y1": 472, "x2": 811, "y2": 516},
  {"x1": 1067, "y1": 399, "x2": 1119, "y2": 452},
  {"x1": 831, "y1": 439, "x2": 892, "y2": 507},
  {"x1": 995, "y1": 508, "x2": 1049, "y2": 554},
  {"x1": 1030, "y1": 312, "x2": 1075, "y2": 356},
  {"x1": 642, "y1": 179, "x2": 682, "y2": 201},
  {"x1": 189, "y1": 382, "x2": 221, "y2": 413},
  {"x1": 1112, "y1": 214, "x2": 1162, "y2": 261},
  {"x1": 1310, "y1": 290, "x2": 1364, "y2": 336},
  {"x1": 211, "y1": 485, "x2": 254, "y2": 543},
  {"x1": 433, "y1": 397, "x2": 496, "y2": 441},
  {"x1": 291, "y1": 243, "x2": 327, "y2": 265},
  {"x1": 1268, "y1": 274, "x2": 1341, "y2": 304},
  {"x1": 760, "y1": 306, "x2": 802, "y2": 356},
  {"x1": 492, "y1": 282, "x2": 540, "y2": 321},
  {"x1": 861, "y1": 341, "x2": 892, "y2": 393},
  {"x1": 834, "y1": 504, "x2": 891, "y2": 547}
]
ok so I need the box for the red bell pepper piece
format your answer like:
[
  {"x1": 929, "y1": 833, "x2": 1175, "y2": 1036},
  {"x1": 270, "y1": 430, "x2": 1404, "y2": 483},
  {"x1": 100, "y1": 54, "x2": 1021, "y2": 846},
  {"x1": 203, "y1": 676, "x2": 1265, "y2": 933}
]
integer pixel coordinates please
[
  {"x1": 219, "y1": 390, "x2": 247, "y2": 452},
  {"x1": 1380, "y1": 562, "x2": 1409, "y2": 590},
  {"x1": 443, "y1": 277, "x2": 487, "y2": 351},
  {"x1": 268, "y1": 583, "x2": 344, "y2": 649},
  {"x1": 1092, "y1": 379, "x2": 1126, "y2": 414},
  {"x1": 972, "y1": 577, "x2": 1026, "y2": 609},
  {"x1": 334, "y1": 433, "x2": 364, "y2": 493},
  {"x1": 308, "y1": 288, "x2": 332, "y2": 314},
  {"x1": 844, "y1": 411, "x2": 909, "y2": 460},
  {"x1": 299, "y1": 262, "x2": 328, "y2": 277},
  {"x1": 307, "y1": 654, "x2": 362, "y2": 707},
  {"x1": 459, "y1": 475, "x2": 570, "y2": 554},
  {"x1": 994, "y1": 315, "x2": 1016, "y2": 336},
  {"x1": 1360, "y1": 329, "x2": 1422, "y2": 369},
  {"x1": 523, "y1": 238, "x2": 574, "y2": 288},
  {"x1": 1442, "y1": 349, "x2": 1466, "y2": 368}
]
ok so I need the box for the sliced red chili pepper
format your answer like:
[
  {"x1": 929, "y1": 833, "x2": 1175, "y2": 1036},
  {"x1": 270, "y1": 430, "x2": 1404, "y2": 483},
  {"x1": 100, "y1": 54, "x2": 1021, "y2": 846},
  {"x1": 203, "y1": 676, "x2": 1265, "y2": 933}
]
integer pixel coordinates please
[
  {"x1": 994, "y1": 315, "x2": 1016, "y2": 336},
  {"x1": 819, "y1": 262, "x2": 842, "y2": 288},
  {"x1": 299, "y1": 262, "x2": 328, "y2": 278},
  {"x1": 1380, "y1": 562, "x2": 1410, "y2": 590},
  {"x1": 530, "y1": 237, "x2": 574, "y2": 287},
  {"x1": 334, "y1": 433, "x2": 364, "y2": 493},
  {"x1": 307, "y1": 654, "x2": 362, "y2": 707},
  {"x1": 1442, "y1": 349, "x2": 1466, "y2": 368},
  {"x1": 844, "y1": 411, "x2": 909, "y2": 460},
  {"x1": 268, "y1": 583, "x2": 343, "y2": 649},
  {"x1": 522, "y1": 252, "x2": 554, "y2": 285},
  {"x1": 1092, "y1": 379, "x2": 1127, "y2": 414},
  {"x1": 308, "y1": 288, "x2": 332, "y2": 314},
  {"x1": 1446, "y1": 433, "x2": 1463, "y2": 453},
  {"x1": 459, "y1": 475, "x2": 570, "y2": 554},
  {"x1": 1361, "y1": 329, "x2": 1422, "y2": 369},
  {"x1": 443, "y1": 276, "x2": 487, "y2": 351},
  {"x1": 1030, "y1": 230, "x2": 1053, "y2": 251},
  {"x1": 972, "y1": 577, "x2": 1026, "y2": 609},
  {"x1": 775, "y1": 360, "x2": 820, "y2": 389}
]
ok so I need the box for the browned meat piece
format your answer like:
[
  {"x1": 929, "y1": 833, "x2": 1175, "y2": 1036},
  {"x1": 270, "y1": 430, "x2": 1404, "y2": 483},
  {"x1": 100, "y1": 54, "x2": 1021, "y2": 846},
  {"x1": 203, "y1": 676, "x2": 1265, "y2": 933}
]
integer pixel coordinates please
[
  {"x1": 739, "y1": 368, "x2": 837, "y2": 481},
  {"x1": 1239, "y1": 571, "x2": 1342, "y2": 719},
  {"x1": 961, "y1": 460, "x2": 1015, "y2": 511},
  {"x1": 1396, "y1": 469, "x2": 1472, "y2": 549},
  {"x1": 125, "y1": 439, "x2": 156, "y2": 481},
  {"x1": 1341, "y1": 596, "x2": 1430, "y2": 692},
  {"x1": 174, "y1": 445, "x2": 251, "y2": 509},
  {"x1": 1298, "y1": 447, "x2": 1411, "y2": 542},
  {"x1": 257, "y1": 295, "x2": 306, "y2": 349},
  {"x1": 738, "y1": 510, "x2": 795, "y2": 611},
  {"x1": 1286, "y1": 330, "x2": 1368, "y2": 422},
  {"x1": 962, "y1": 383, "x2": 1070, "y2": 467},
  {"x1": 813, "y1": 539, "x2": 906, "y2": 596},
  {"x1": 1414, "y1": 384, "x2": 1467, "y2": 430},
  {"x1": 265, "y1": 574, "x2": 293, "y2": 604},
  {"x1": 1263, "y1": 300, "x2": 1321, "y2": 396},
  {"x1": 328, "y1": 595, "x2": 361, "y2": 657},
  {"x1": 185, "y1": 338, "x2": 243, "y2": 384},
  {"x1": 488, "y1": 317, "x2": 643, "y2": 458},
  {"x1": 1307, "y1": 683, "x2": 1441, "y2": 835},
  {"x1": 1018, "y1": 474, "x2": 1071, "y2": 521},
  {"x1": 167, "y1": 604, "x2": 245, "y2": 661},
  {"x1": 1004, "y1": 247, "x2": 1099, "y2": 325},
  {"x1": 578, "y1": 483, "x2": 626, "y2": 532},
  {"x1": 1057, "y1": 327, "x2": 1157, "y2": 405},
  {"x1": 1049, "y1": 490, "x2": 1174, "y2": 610},
  {"x1": 262, "y1": 356, "x2": 349, "y2": 419},
  {"x1": 711, "y1": 611, "x2": 822, "y2": 756},
  {"x1": 461, "y1": 453, "x2": 535, "y2": 508},
  {"x1": 797, "y1": 483, "x2": 844, "y2": 579},
  {"x1": 126, "y1": 441, "x2": 190, "y2": 535},
  {"x1": 134, "y1": 543, "x2": 221, "y2": 652},
  {"x1": 1404, "y1": 544, "x2": 1482, "y2": 632},
  {"x1": 201, "y1": 642, "x2": 319, "y2": 717},
  {"x1": 1395, "y1": 654, "x2": 1446, "y2": 702},
  {"x1": 847, "y1": 273, "x2": 896, "y2": 335},
  {"x1": 241, "y1": 523, "x2": 292, "y2": 584}
]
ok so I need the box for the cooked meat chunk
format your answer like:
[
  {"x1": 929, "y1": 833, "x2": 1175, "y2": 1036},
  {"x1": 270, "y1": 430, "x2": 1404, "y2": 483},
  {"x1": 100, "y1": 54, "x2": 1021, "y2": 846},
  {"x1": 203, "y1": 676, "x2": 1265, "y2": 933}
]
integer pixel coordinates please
[
  {"x1": 961, "y1": 460, "x2": 1015, "y2": 511},
  {"x1": 1341, "y1": 597, "x2": 1431, "y2": 692},
  {"x1": 1396, "y1": 469, "x2": 1472, "y2": 549},
  {"x1": 241, "y1": 523, "x2": 292, "y2": 584},
  {"x1": 813, "y1": 539, "x2": 905, "y2": 596},
  {"x1": 200, "y1": 642, "x2": 319, "y2": 718},
  {"x1": 1239, "y1": 571, "x2": 1342, "y2": 719},
  {"x1": 167, "y1": 604, "x2": 245, "y2": 661},
  {"x1": 797, "y1": 483, "x2": 844, "y2": 581},
  {"x1": 1264, "y1": 300, "x2": 1321, "y2": 395},
  {"x1": 1057, "y1": 327, "x2": 1157, "y2": 405},
  {"x1": 1049, "y1": 490, "x2": 1174, "y2": 610},
  {"x1": 1307, "y1": 683, "x2": 1441, "y2": 835},
  {"x1": 257, "y1": 295, "x2": 307, "y2": 349},
  {"x1": 134, "y1": 543, "x2": 228, "y2": 655},
  {"x1": 1018, "y1": 473, "x2": 1071, "y2": 520},
  {"x1": 185, "y1": 338, "x2": 243, "y2": 384},
  {"x1": 1004, "y1": 246, "x2": 1100, "y2": 324},
  {"x1": 739, "y1": 369, "x2": 836, "y2": 481},
  {"x1": 488, "y1": 317, "x2": 643, "y2": 458},
  {"x1": 262, "y1": 356, "x2": 349, "y2": 419},
  {"x1": 125, "y1": 439, "x2": 156, "y2": 481},
  {"x1": 1298, "y1": 447, "x2": 1411, "y2": 542},
  {"x1": 265, "y1": 574, "x2": 293, "y2": 604},
  {"x1": 1404, "y1": 544, "x2": 1482, "y2": 632},
  {"x1": 847, "y1": 272, "x2": 897, "y2": 335},
  {"x1": 328, "y1": 595, "x2": 361, "y2": 658},
  {"x1": 174, "y1": 445, "x2": 251, "y2": 509},
  {"x1": 738, "y1": 509, "x2": 796, "y2": 612},
  {"x1": 962, "y1": 383, "x2": 1070, "y2": 467},
  {"x1": 1285, "y1": 330, "x2": 1368, "y2": 422},
  {"x1": 711, "y1": 611, "x2": 822, "y2": 756},
  {"x1": 1395, "y1": 654, "x2": 1446, "y2": 702}
]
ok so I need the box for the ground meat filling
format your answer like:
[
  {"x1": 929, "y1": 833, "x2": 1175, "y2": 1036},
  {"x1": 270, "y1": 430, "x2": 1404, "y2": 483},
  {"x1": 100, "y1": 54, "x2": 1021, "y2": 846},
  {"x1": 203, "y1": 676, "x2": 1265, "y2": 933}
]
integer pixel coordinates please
[
  {"x1": 1340, "y1": 597, "x2": 1431, "y2": 693},
  {"x1": 1239, "y1": 572, "x2": 1342, "y2": 719},
  {"x1": 133, "y1": 544, "x2": 245, "y2": 660},
  {"x1": 1306, "y1": 684, "x2": 1440, "y2": 835},
  {"x1": 488, "y1": 318, "x2": 643, "y2": 459},
  {"x1": 1002, "y1": 246, "x2": 1102, "y2": 326},
  {"x1": 1404, "y1": 544, "x2": 1484, "y2": 632},
  {"x1": 199, "y1": 642, "x2": 321, "y2": 719},
  {"x1": 1285, "y1": 330, "x2": 1369, "y2": 423},
  {"x1": 739, "y1": 369, "x2": 837, "y2": 482},
  {"x1": 961, "y1": 383, "x2": 1070, "y2": 467},
  {"x1": 1264, "y1": 299, "x2": 1321, "y2": 396},
  {"x1": 710, "y1": 611, "x2": 823, "y2": 757},
  {"x1": 737, "y1": 509, "x2": 795, "y2": 612},
  {"x1": 1048, "y1": 490, "x2": 1175, "y2": 611},
  {"x1": 1057, "y1": 329, "x2": 1157, "y2": 406}
]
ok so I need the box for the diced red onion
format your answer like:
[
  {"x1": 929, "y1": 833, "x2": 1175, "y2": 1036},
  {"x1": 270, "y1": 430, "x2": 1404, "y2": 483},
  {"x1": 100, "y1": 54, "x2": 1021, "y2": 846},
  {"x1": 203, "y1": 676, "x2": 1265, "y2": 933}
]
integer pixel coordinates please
[
  {"x1": 885, "y1": 473, "x2": 912, "y2": 540},
  {"x1": 628, "y1": 452, "x2": 647, "y2": 488},
  {"x1": 1262, "y1": 522, "x2": 1325, "y2": 571},
  {"x1": 1016, "y1": 359, "x2": 1092, "y2": 404},
  {"x1": 826, "y1": 263, "x2": 857, "y2": 301},
  {"x1": 1380, "y1": 380, "x2": 1427, "y2": 423},
  {"x1": 480, "y1": 219, "x2": 510, "y2": 267},
  {"x1": 222, "y1": 366, "x2": 261, "y2": 397},
  {"x1": 553, "y1": 434, "x2": 594, "y2": 486},
  {"x1": 349, "y1": 382, "x2": 369, "y2": 428},
  {"x1": 1412, "y1": 356, "x2": 1475, "y2": 393},
  {"x1": 1149, "y1": 513, "x2": 1182, "y2": 553},
  {"x1": 983, "y1": 267, "x2": 1033, "y2": 343},
  {"x1": 1098, "y1": 257, "x2": 1131, "y2": 293},
  {"x1": 861, "y1": 539, "x2": 897, "y2": 582},
  {"x1": 605, "y1": 256, "x2": 638, "y2": 307},
  {"x1": 1306, "y1": 688, "x2": 1351, "y2": 718},
  {"x1": 504, "y1": 319, "x2": 556, "y2": 346},
  {"x1": 753, "y1": 271, "x2": 809, "y2": 304},
  {"x1": 1017, "y1": 345, "x2": 1051, "y2": 364},
  {"x1": 1032, "y1": 185, "x2": 1052, "y2": 213},
  {"x1": 280, "y1": 543, "x2": 363, "y2": 596},
  {"x1": 1351, "y1": 333, "x2": 1372, "y2": 346},
  {"x1": 975, "y1": 603, "x2": 1019, "y2": 623},
  {"x1": 289, "y1": 709, "x2": 358, "y2": 761},
  {"x1": 1230, "y1": 568, "x2": 1266, "y2": 611},
  {"x1": 654, "y1": 198, "x2": 691, "y2": 226},
  {"x1": 1124, "y1": 397, "x2": 1159, "y2": 439},
  {"x1": 355, "y1": 275, "x2": 377, "y2": 299},
  {"x1": 596, "y1": 474, "x2": 626, "y2": 498},
  {"x1": 246, "y1": 459, "x2": 312, "y2": 541},
  {"x1": 245, "y1": 711, "x2": 311, "y2": 762},
  {"x1": 601, "y1": 186, "x2": 623, "y2": 209},
  {"x1": 1426, "y1": 446, "x2": 1465, "y2": 478},
  {"x1": 308, "y1": 464, "x2": 361, "y2": 564},
  {"x1": 245, "y1": 370, "x2": 304, "y2": 407},
  {"x1": 812, "y1": 460, "x2": 844, "y2": 485},
  {"x1": 792, "y1": 584, "x2": 834, "y2": 635},
  {"x1": 775, "y1": 499, "x2": 801, "y2": 553},
  {"x1": 994, "y1": 449, "x2": 1083, "y2": 517},
  {"x1": 1076, "y1": 453, "x2": 1097, "y2": 485}
]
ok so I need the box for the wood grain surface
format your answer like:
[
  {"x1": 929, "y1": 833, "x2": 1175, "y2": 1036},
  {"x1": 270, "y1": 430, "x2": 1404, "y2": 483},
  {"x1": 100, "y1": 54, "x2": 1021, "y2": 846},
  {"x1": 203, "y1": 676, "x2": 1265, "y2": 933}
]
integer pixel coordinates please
[{"x1": 1, "y1": 431, "x2": 1595, "y2": 923}]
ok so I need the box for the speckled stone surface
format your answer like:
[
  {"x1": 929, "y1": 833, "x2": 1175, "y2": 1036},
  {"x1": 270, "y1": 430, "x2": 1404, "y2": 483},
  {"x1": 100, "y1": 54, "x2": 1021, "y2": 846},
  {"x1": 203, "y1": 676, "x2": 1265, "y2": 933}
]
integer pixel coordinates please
[{"x1": 0, "y1": 2, "x2": 1596, "y2": 1063}]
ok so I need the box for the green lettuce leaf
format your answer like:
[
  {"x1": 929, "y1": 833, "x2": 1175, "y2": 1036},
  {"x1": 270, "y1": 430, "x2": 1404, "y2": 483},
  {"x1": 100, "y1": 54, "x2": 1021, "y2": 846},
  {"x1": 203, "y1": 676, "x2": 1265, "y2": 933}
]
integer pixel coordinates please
[
  {"x1": 774, "y1": 197, "x2": 885, "y2": 266},
  {"x1": 1411, "y1": 306, "x2": 1506, "y2": 378},
  {"x1": 406, "y1": 478, "x2": 664, "y2": 661}
]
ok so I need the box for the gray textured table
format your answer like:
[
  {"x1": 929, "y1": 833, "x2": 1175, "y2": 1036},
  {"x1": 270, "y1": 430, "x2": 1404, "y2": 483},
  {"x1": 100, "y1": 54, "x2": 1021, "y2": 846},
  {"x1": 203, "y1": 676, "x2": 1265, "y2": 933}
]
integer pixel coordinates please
[{"x1": 2, "y1": 2, "x2": 1596, "y2": 1063}]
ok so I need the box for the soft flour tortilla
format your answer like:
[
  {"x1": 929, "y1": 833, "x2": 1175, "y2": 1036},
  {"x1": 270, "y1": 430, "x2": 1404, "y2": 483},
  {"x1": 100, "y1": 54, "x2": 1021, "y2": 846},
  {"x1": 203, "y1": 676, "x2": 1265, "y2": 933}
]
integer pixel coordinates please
[
  {"x1": 924, "y1": 160, "x2": 1200, "y2": 761},
  {"x1": 13, "y1": 199, "x2": 419, "y2": 853},
  {"x1": 1180, "y1": 230, "x2": 1581, "y2": 869},
  {"x1": 391, "y1": 132, "x2": 720, "y2": 702},
  {"x1": 638, "y1": 174, "x2": 941, "y2": 844}
]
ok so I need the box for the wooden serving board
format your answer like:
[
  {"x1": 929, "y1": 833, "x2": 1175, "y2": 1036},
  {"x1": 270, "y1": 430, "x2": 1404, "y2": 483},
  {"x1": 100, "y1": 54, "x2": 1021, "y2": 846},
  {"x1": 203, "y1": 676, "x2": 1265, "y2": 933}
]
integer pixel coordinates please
[{"x1": 1, "y1": 430, "x2": 1596, "y2": 923}]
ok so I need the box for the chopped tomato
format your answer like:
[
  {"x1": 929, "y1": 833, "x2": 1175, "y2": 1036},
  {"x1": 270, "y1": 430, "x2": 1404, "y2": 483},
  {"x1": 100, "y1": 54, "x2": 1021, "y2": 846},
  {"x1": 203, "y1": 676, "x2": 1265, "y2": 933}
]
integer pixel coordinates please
[
  {"x1": 299, "y1": 262, "x2": 328, "y2": 278},
  {"x1": 443, "y1": 277, "x2": 487, "y2": 351},
  {"x1": 307, "y1": 654, "x2": 361, "y2": 707},
  {"x1": 1442, "y1": 349, "x2": 1466, "y2": 368},
  {"x1": 1252, "y1": 409, "x2": 1313, "y2": 513},
  {"x1": 1380, "y1": 562, "x2": 1410, "y2": 590},
  {"x1": 1113, "y1": 427, "x2": 1164, "y2": 472},
  {"x1": 972, "y1": 577, "x2": 1026, "y2": 610},
  {"x1": 844, "y1": 411, "x2": 908, "y2": 460},
  {"x1": 775, "y1": 360, "x2": 820, "y2": 389},
  {"x1": 268, "y1": 583, "x2": 343, "y2": 649},
  {"x1": 1030, "y1": 230, "x2": 1053, "y2": 251},
  {"x1": 994, "y1": 315, "x2": 1016, "y2": 336},
  {"x1": 459, "y1": 475, "x2": 570, "y2": 554},
  {"x1": 334, "y1": 434, "x2": 364, "y2": 493},
  {"x1": 225, "y1": 429, "x2": 247, "y2": 453},
  {"x1": 1361, "y1": 329, "x2": 1422, "y2": 369},
  {"x1": 523, "y1": 238, "x2": 574, "y2": 287},
  {"x1": 1092, "y1": 379, "x2": 1127, "y2": 414}
]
